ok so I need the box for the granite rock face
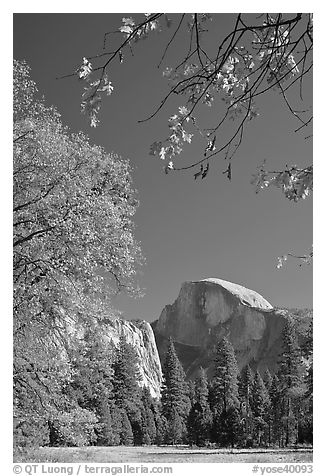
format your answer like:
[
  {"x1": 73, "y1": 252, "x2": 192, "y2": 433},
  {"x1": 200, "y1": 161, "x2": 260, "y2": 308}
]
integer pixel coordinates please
[
  {"x1": 68, "y1": 315, "x2": 162, "y2": 399},
  {"x1": 102, "y1": 317, "x2": 162, "y2": 398},
  {"x1": 152, "y1": 278, "x2": 307, "y2": 380}
]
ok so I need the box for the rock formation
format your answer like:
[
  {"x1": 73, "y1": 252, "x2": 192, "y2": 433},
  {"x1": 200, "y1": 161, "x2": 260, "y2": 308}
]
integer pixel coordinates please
[
  {"x1": 152, "y1": 278, "x2": 311, "y2": 380},
  {"x1": 68, "y1": 315, "x2": 163, "y2": 398},
  {"x1": 102, "y1": 317, "x2": 162, "y2": 398}
]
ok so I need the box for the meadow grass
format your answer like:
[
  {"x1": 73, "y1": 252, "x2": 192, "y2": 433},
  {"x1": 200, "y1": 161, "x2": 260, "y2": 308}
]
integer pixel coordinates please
[{"x1": 14, "y1": 445, "x2": 313, "y2": 464}]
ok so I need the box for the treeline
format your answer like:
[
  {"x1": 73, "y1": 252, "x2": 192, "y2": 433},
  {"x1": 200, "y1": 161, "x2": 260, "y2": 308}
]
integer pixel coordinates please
[
  {"x1": 161, "y1": 317, "x2": 312, "y2": 448},
  {"x1": 14, "y1": 317, "x2": 312, "y2": 449},
  {"x1": 14, "y1": 329, "x2": 162, "y2": 447}
]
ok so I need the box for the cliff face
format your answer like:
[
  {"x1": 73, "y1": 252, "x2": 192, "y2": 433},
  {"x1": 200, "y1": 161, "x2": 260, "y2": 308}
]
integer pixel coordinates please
[
  {"x1": 152, "y1": 278, "x2": 309, "y2": 380},
  {"x1": 102, "y1": 318, "x2": 162, "y2": 398},
  {"x1": 68, "y1": 314, "x2": 162, "y2": 399}
]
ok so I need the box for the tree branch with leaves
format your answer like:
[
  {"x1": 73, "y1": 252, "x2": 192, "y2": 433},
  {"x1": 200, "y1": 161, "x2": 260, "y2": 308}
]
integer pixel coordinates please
[{"x1": 63, "y1": 13, "x2": 312, "y2": 202}]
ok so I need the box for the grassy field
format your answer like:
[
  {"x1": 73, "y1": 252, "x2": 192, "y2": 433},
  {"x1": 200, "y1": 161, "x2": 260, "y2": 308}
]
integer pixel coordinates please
[{"x1": 14, "y1": 445, "x2": 313, "y2": 463}]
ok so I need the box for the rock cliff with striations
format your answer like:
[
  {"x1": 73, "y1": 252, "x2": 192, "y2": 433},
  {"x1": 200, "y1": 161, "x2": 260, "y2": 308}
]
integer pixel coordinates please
[
  {"x1": 101, "y1": 317, "x2": 162, "y2": 398},
  {"x1": 68, "y1": 315, "x2": 163, "y2": 398},
  {"x1": 151, "y1": 278, "x2": 311, "y2": 380}
]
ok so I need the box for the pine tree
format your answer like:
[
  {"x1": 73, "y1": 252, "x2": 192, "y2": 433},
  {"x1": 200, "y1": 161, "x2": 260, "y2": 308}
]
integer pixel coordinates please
[
  {"x1": 302, "y1": 321, "x2": 313, "y2": 360},
  {"x1": 110, "y1": 405, "x2": 123, "y2": 445},
  {"x1": 238, "y1": 364, "x2": 254, "y2": 408},
  {"x1": 300, "y1": 362, "x2": 313, "y2": 444},
  {"x1": 112, "y1": 335, "x2": 146, "y2": 445},
  {"x1": 263, "y1": 368, "x2": 273, "y2": 393},
  {"x1": 140, "y1": 387, "x2": 157, "y2": 445},
  {"x1": 187, "y1": 368, "x2": 212, "y2": 446},
  {"x1": 166, "y1": 408, "x2": 184, "y2": 445},
  {"x1": 119, "y1": 409, "x2": 134, "y2": 445},
  {"x1": 127, "y1": 406, "x2": 143, "y2": 446},
  {"x1": 238, "y1": 364, "x2": 254, "y2": 446},
  {"x1": 161, "y1": 338, "x2": 190, "y2": 444},
  {"x1": 278, "y1": 318, "x2": 305, "y2": 446},
  {"x1": 113, "y1": 335, "x2": 142, "y2": 412},
  {"x1": 211, "y1": 337, "x2": 240, "y2": 415},
  {"x1": 153, "y1": 408, "x2": 167, "y2": 446},
  {"x1": 96, "y1": 402, "x2": 115, "y2": 445},
  {"x1": 187, "y1": 380, "x2": 196, "y2": 407},
  {"x1": 215, "y1": 406, "x2": 242, "y2": 448},
  {"x1": 251, "y1": 370, "x2": 271, "y2": 446},
  {"x1": 262, "y1": 368, "x2": 274, "y2": 446},
  {"x1": 269, "y1": 375, "x2": 283, "y2": 446},
  {"x1": 210, "y1": 338, "x2": 240, "y2": 445},
  {"x1": 67, "y1": 330, "x2": 116, "y2": 446},
  {"x1": 298, "y1": 320, "x2": 313, "y2": 444}
]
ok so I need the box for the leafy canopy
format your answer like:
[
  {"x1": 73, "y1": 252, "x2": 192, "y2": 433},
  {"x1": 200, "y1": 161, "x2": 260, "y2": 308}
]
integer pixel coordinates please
[{"x1": 13, "y1": 59, "x2": 144, "y2": 442}]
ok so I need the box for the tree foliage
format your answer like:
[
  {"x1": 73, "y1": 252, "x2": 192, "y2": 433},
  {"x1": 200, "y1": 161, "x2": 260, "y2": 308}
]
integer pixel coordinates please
[
  {"x1": 13, "y1": 59, "x2": 143, "y2": 446},
  {"x1": 161, "y1": 338, "x2": 190, "y2": 443},
  {"x1": 68, "y1": 13, "x2": 312, "y2": 203},
  {"x1": 215, "y1": 406, "x2": 243, "y2": 448},
  {"x1": 113, "y1": 335, "x2": 142, "y2": 411},
  {"x1": 251, "y1": 370, "x2": 271, "y2": 446},
  {"x1": 277, "y1": 318, "x2": 306, "y2": 446},
  {"x1": 238, "y1": 364, "x2": 254, "y2": 408},
  {"x1": 187, "y1": 368, "x2": 212, "y2": 446},
  {"x1": 211, "y1": 337, "x2": 240, "y2": 414}
]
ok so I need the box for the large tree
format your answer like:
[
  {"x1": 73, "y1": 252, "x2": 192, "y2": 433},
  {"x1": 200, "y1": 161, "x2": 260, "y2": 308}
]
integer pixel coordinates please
[
  {"x1": 238, "y1": 364, "x2": 254, "y2": 409},
  {"x1": 112, "y1": 335, "x2": 142, "y2": 410},
  {"x1": 251, "y1": 370, "x2": 271, "y2": 446},
  {"x1": 187, "y1": 368, "x2": 212, "y2": 446},
  {"x1": 13, "y1": 60, "x2": 143, "y2": 445},
  {"x1": 211, "y1": 337, "x2": 240, "y2": 414},
  {"x1": 277, "y1": 318, "x2": 306, "y2": 446},
  {"x1": 161, "y1": 338, "x2": 190, "y2": 443}
]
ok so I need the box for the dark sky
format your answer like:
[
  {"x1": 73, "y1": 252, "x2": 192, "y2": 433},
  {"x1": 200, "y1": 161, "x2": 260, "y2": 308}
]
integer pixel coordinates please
[{"x1": 13, "y1": 13, "x2": 313, "y2": 322}]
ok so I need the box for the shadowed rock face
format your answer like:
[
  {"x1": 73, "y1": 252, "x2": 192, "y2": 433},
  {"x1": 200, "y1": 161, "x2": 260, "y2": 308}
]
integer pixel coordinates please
[{"x1": 151, "y1": 279, "x2": 309, "y2": 380}]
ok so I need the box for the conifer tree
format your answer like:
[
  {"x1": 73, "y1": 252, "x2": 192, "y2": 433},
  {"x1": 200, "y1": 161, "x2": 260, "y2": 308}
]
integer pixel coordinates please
[
  {"x1": 300, "y1": 362, "x2": 313, "y2": 443},
  {"x1": 269, "y1": 375, "x2": 283, "y2": 446},
  {"x1": 210, "y1": 338, "x2": 240, "y2": 445},
  {"x1": 277, "y1": 318, "x2": 305, "y2": 446},
  {"x1": 120, "y1": 409, "x2": 134, "y2": 445},
  {"x1": 112, "y1": 335, "x2": 146, "y2": 445},
  {"x1": 110, "y1": 405, "x2": 123, "y2": 445},
  {"x1": 251, "y1": 370, "x2": 271, "y2": 446},
  {"x1": 161, "y1": 337, "x2": 190, "y2": 443},
  {"x1": 166, "y1": 408, "x2": 184, "y2": 445},
  {"x1": 215, "y1": 406, "x2": 242, "y2": 448},
  {"x1": 187, "y1": 368, "x2": 212, "y2": 446},
  {"x1": 140, "y1": 387, "x2": 157, "y2": 445},
  {"x1": 113, "y1": 334, "x2": 142, "y2": 412},
  {"x1": 299, "y1": 320, "x2": 313, "y2": 443},
  {"x1": 305, "y1": 363, "x2": 313, "y2": 409},
  {"x1": 211, "y1": 337, "x2": 240, "y2": 415},
  {"x1": 67, "y1": 330, "x2": 116, "y2": 445},
  {"x1": 187, "y1": 380, "x2": 196, "y2": 407},
  {"x1": 262, "y1": 368, "x2": 274, "y2": 445},
  {"x1": 238, "y1": 364, "x2": 254, "y2": 445},
  {"x1": 238, "y1": 364, "x2": 254, "y2": 408},
  {"x1": 153, "y1": 408, "x2": 167, "y2": 446},
  {"x1": 102, "y1": 408, "x2": 118, "y2": 445},
  {"x1": 263, "y1": 368, "x2": 273, "y2": 393}
]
